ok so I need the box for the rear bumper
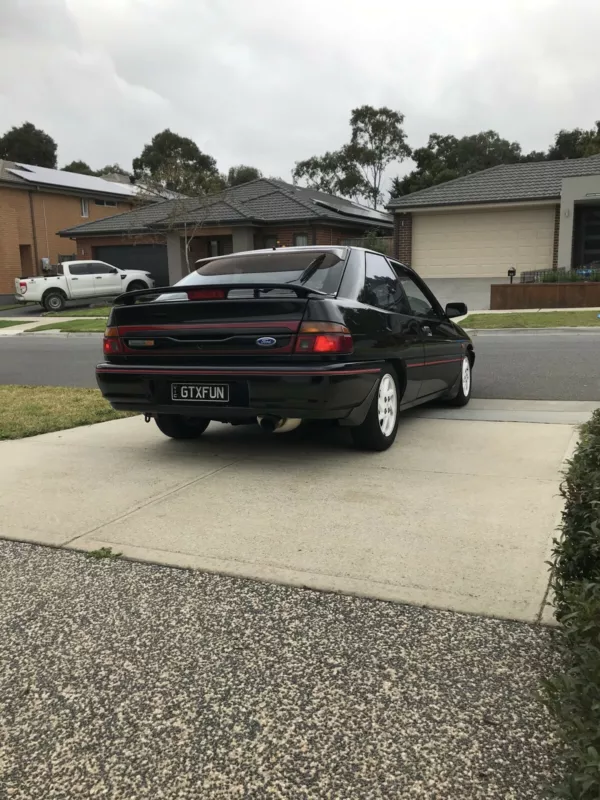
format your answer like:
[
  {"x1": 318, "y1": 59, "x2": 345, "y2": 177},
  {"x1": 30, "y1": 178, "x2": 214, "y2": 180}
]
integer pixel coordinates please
[{"x1": 96, "y1": 361, "x2": 382, "y2": 421}]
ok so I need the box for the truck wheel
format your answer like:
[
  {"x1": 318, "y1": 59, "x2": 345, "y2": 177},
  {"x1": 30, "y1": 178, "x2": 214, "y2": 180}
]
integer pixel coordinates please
[
  {"x1": 350, "y1": 366, "x2": 400, "y2": 452},
  {"x1": 43, "y1": 291, "x2": 66, "y2": 312},
  {"x1": 155, "y1": 415, "x2": 210, "y2": 440},
  {"x1": 127, "y1": 281, "x2": 147, "y2": 292}
]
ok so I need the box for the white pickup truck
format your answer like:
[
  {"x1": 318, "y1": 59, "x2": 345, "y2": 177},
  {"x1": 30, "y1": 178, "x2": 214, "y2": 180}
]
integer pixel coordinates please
[{"x1": 15, "y1": 260, "x2": 155, "y2": 312}]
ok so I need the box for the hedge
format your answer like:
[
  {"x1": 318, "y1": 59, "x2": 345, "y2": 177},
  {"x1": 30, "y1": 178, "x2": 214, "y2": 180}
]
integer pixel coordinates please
[{"x1": 544, "y1": 409, "x2": 600, "y2": 799}]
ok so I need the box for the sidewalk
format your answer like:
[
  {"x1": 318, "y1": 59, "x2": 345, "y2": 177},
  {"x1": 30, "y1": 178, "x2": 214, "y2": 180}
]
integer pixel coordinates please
[{"x1": 0, "y1": 316, "x2": 99, "y2": 335}]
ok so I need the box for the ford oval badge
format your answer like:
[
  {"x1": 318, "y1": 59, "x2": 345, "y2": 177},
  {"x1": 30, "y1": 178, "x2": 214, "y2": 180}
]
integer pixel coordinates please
[{"x1": 256, "y1": 336, "x2": 277, "y2": 347}]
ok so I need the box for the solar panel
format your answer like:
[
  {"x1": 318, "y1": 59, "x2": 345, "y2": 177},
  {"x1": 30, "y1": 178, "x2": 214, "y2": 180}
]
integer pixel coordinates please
[
  {"x1": 312, "y1": 198, "x2": 391, "y2": 223},
  {"x1": 8, "y1": 163, "x2": 140, "y2": 197}
]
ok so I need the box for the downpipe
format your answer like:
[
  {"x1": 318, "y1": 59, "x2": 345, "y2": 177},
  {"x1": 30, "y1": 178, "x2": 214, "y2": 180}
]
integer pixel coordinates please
[{"x1": 257, "y1": 416, "x2": 302, "y2": 434}]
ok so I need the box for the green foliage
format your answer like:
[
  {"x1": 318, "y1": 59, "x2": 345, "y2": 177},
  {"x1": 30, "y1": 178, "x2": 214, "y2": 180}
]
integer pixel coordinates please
[
  {"x1": 61, "y1": 160, "x2": 94, "y2": 175},
  {"x1": 390, "y1": 130, "x2": 523, "y2": 198},
  {"x1": 95, "y1": 163, "x2": 130, "y2": 177},
  {"x1": 85, "y1": 547, "x2": 122, "y2": 560},
  {"x1": 544, "y1": 410, "x2": 600, "y2": 798},
  {"x1": 362, "y1": 229, "x2": 390, "y2": 254},
  {"x1": 548, "y1": 122, "x2": 600, "y2": 161},
  {"x1": 294, "y1": 150, "x2": 363, "y2": 200},
  {"x1": 541, "y1": 269, "x2": 600, "y2": 283},
  {"x1": 132, "y1": 128, "x2": 223, "y2": 196},
  {"x1": 0, "y1": 121, "x2": 57, "y2": 168},
  {"x1": 294, "y1": 106, "x2": 410, "y2": 208},
  {"x1": 227, "y1": 165, "x2": 262, "y2": 186}
]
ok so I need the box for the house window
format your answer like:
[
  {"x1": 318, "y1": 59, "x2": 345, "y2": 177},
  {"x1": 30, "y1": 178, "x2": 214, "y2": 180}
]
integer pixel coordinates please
[
  {"x1": 294, "y1": 233, "x2": 309, "y2": 247},
  {"x1": 80, "y1": 198, "x2": 89, "y2": 218},
  {"x1": 95, "y1": 199, "x2": 117, "y2": 207}
]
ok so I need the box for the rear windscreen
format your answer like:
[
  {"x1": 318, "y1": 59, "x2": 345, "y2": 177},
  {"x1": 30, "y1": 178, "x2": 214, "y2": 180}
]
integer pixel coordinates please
[{"x1": 175, "y1": 249, "x2": 348, "y2": 295}]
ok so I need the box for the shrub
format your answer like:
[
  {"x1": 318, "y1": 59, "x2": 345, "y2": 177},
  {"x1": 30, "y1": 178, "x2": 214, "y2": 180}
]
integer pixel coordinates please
[{"x1": 544, "y1": 409, "x2": 600, "y2": 798}]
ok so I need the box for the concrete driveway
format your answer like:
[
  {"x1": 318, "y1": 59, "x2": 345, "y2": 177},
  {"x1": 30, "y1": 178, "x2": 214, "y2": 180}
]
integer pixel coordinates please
[{"x1": 1, "y1": 400, "x2": 588, "y2": 623}]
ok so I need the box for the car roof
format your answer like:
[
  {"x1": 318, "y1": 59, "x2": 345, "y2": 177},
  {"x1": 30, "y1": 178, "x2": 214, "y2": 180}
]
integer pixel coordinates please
[{"x1": 62, "y1": 259, "x2": 106, "y2": 265}]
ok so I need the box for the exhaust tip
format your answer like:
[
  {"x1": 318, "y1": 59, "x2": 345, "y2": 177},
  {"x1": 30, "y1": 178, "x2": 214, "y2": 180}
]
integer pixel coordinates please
[
  {"x1": 257, "y1": 416, "x2": 302, "y2": 434},
  {"x1": 258, "y1": 415, "x2": 279, "y2": 433}
]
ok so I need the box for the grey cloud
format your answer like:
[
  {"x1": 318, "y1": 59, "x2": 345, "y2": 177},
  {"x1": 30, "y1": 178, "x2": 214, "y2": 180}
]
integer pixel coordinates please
[{"x1": 1, "y1": 0, "x2": 599, "y2": 190}]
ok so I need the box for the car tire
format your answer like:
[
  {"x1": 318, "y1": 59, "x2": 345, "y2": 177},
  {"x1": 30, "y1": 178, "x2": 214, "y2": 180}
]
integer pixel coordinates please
[
  {"x1": 350, "y1": 365, "x2": 400, "y2": 452},
  {"x1": 127, "y1": 281, "x2": 147, "y2": 293},
  {"x1": 445, "y1": 355, "x2": 472, "y2": 407},
  {"x1": 43, "y1": 291, "x2": 66, "y2": 313},
  {"x1": 155, "y1": 415, "x2": 210, "y2": 440}
]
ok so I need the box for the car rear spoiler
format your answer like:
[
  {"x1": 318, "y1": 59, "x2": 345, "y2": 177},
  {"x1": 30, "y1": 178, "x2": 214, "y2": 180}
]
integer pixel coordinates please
[{"x1": 113, "y1": 283, "x2": 330, "y2": 306}]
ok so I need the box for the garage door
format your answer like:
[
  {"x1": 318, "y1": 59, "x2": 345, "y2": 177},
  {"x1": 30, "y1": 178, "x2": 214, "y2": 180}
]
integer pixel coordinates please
[
  {"x1": 93, "y1": 245, "x2": 169, "y2": 286},
  {"x1": 411, "y1": 206, "x2": 555, "y2": 278}
]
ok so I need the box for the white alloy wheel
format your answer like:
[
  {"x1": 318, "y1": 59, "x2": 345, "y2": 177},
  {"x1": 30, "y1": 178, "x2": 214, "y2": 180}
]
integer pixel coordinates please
[
  {"x1": 461, "y1": 356, "x2": 471, "y2": 397},
  {"x1": 377, "y1": 373, "x2": 398, "y2": 437}
]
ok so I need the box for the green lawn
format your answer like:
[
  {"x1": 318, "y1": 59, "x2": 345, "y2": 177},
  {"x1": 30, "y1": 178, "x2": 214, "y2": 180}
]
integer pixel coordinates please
[
  {"x1": 44, "y1": 306, "x2": 111, "y2": 318},
  {"x1": 460, "y1": 310, "x2": 600, "y2": 329},
  {"x1": 31, "y1": 319, "x2": 107, "y2": 333},
  {"x1": 0, "y1": 385, "x2": 134, "y2": 440},
  {"x1": 0, "y1": 320, "x2": 25, "y2": 329},
  {"x1": 0, "y1": 303, "x2": 27, "y2": 312}
]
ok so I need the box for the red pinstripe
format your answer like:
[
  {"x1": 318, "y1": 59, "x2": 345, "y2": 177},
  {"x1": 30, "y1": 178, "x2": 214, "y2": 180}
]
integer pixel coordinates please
[{"x1": 97, "y1": 367, "x2": 380, "y2": 377}]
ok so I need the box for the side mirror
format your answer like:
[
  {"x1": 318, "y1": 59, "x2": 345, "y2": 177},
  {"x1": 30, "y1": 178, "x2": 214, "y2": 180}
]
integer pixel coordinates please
[{"x1": 445, "y1": 302, "x2": 467, "y2": 319}]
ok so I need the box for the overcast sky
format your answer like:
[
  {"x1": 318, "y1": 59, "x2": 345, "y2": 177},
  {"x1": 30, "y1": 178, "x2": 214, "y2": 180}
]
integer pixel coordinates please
[{"x1": 1, "y1": 0, "x2": 599, "y2": 192}]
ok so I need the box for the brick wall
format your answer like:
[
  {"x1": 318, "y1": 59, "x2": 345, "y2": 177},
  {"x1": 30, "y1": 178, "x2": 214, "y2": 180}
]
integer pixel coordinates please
[
  {"x1": 552, "y1": 204, "x2": 560, "y2": 268},
  {"x1": 31, "y1": 193, "x2": 133, "y2": 264},
  {"x1": 393, "y1": 213, "x2": 412, "y2": 264},
  {"x1": 0, "y1": 188, "x2": 33, "y2": 294}
]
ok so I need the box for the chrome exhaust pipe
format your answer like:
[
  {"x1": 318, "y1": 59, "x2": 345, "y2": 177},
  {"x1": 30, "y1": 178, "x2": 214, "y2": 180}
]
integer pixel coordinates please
[{"x1": 257, "y1": 416, "x2": 302, "y2": 434}]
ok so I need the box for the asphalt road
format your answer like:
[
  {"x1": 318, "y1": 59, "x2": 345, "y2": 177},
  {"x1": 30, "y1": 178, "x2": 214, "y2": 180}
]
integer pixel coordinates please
[
  {"x1": 1, "y1": 329, "x2": 599, "y2": 400},
  {"x1": 0, "y1": 540, "x2": 561, "y2": 800}
]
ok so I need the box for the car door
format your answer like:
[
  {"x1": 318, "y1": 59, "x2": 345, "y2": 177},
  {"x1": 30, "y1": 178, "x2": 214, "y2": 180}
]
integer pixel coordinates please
[
  {"x1": 390, "y1": 261, "x2": 465, "y2": 398},
  {"x1": 66, "y1": 263, "x2": 96, "y2": 299},
  {"x1": 88, "y1": 262, "x2": 123, "y2": 296},
  {"x1": 349, "y1": 252, "x2": 424, "y2": 405}
]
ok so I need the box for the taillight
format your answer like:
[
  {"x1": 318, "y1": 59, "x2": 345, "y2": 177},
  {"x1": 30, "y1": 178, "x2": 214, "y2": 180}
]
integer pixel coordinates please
[
  {"x1": 295, "y1": 322, "x2": 353, "y2": 354},
  {"x1": 187, "y1": 289, "x2": 226, "y2": 300},
  {"x1": 19, "y1": 281, "x2": 27, "y2": 295},
  {"x1": 103, "y1": 326, "x2": 122, "y2": 355}
]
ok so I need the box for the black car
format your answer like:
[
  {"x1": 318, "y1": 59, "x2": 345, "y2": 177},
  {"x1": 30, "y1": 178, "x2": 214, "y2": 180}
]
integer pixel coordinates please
[{"x1": 97, "y1": 246, "x2": 474, "y2": 451}]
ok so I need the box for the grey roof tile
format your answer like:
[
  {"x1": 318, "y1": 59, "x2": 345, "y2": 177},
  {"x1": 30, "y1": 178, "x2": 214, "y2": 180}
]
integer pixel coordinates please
[
  {"x1": 387, "y1": 154, "x2": 600, "y2": 209},
  {"x1": 60, "y1": 178, "x2": 392, "y2": 237}
]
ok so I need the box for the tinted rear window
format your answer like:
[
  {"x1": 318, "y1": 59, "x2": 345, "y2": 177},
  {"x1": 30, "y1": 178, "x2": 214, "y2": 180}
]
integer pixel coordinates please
[{"x1": 176, "y1": 249, "x2": 348, "y2": 295}]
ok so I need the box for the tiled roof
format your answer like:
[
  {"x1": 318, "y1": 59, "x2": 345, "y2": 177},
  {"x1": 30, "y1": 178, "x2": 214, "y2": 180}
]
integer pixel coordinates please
[
  {"x1": 59, "y1": 178, "x2": 392, "y2": 237},
  {"x1": 387, "y1": 154, "x2": 600, "y2": 209}
]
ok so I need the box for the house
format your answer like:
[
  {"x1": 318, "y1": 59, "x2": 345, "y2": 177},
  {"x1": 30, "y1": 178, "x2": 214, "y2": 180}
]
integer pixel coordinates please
[
  {"x1": 387, "y1": 154, "x2": 600, "y2": 287},
  {"x1": 0, "y1": 161, "x2": 143, "y2": 301},
  {"x1": 58, "y1": 178, "x2": 393, "y2": 287}
]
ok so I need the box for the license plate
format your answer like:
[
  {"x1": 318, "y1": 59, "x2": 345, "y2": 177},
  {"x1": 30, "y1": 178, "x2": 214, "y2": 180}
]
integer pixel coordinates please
[{"x1": 171, "y1": 383, "x2": 229, "y2": 402}]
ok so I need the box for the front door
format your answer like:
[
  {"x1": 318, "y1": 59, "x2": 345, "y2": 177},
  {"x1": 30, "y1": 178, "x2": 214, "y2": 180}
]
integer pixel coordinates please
[
  {"x1": 390, "y1": 262, "x2": 464, "y2": 398},
  {"x1": 88, "y1": 262, "x2": 123, "y2": 296},
  {"x1": 348, "y1": 252, "x2": 424, "y2": 404}
]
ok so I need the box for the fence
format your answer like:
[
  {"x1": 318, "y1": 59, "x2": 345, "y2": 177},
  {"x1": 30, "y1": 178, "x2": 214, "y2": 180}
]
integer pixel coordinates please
[{"x1": 521, "y1": 266, "x2": 600, "y2": 283}]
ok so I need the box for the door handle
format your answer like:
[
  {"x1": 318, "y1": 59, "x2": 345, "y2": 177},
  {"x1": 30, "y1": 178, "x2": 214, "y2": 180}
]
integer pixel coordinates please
[
  {"x1": 95, "y1": 276, "x2": 102, "y2": 279},
  {"x1": 71, "y1": 277, "x2": 78, "y2": 281}
]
